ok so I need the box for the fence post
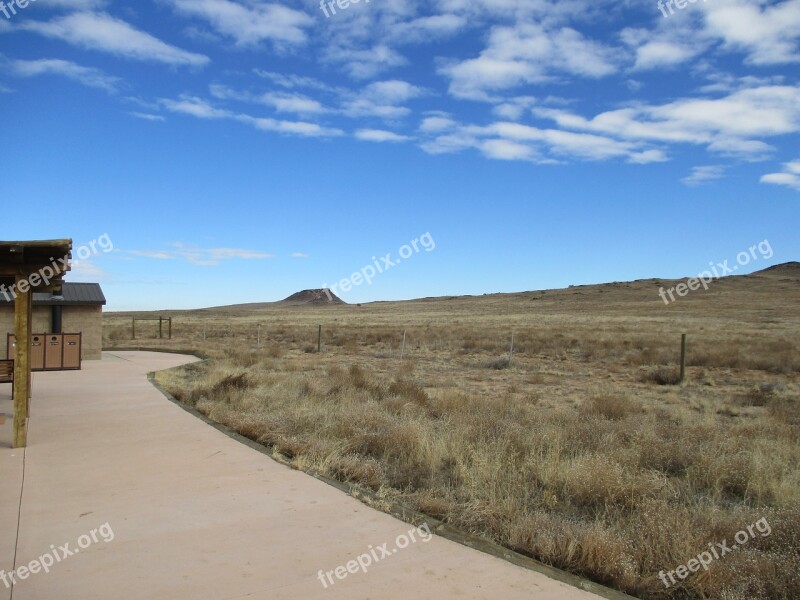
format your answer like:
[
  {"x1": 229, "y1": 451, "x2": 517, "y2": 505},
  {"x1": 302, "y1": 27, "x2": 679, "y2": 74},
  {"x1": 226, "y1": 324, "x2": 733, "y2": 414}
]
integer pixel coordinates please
[
  {"x1": 318, "y1": 325, "x2": 322, "y2": 353},
  {"x1": 400, "y1": 330, "x2": 407, "y2": 359},
  {"x1": 168, "y1": 317, "x2": 172, "y2": 340},
  {"x1": 680, "y1": 333, "x2": 687, "y2": 384},
  {"x1": 509, "y1": 332, "x2": 515, "y2": 366},
  {"x1": 159, "y1": 317, "x2": 163, "y2": 339},
  {"x1": 132, "y1": 317, "x2": 136, "y2": 340},
  {"x1": 257, "y1": 324, "x2": 261, "y2": 347}
]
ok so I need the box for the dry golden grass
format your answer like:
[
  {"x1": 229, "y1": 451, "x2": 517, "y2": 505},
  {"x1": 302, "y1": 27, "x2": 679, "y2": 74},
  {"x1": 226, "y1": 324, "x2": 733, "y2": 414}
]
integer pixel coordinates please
[{"x1": 106, "y1": 266, "x2": 800, "y2": 599}]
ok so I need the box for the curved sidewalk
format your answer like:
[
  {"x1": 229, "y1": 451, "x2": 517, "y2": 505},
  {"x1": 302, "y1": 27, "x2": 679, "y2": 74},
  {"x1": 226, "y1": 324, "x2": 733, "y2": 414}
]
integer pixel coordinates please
[{"x1": 0, "y1": 351, "x2": 608, "y2": 600}]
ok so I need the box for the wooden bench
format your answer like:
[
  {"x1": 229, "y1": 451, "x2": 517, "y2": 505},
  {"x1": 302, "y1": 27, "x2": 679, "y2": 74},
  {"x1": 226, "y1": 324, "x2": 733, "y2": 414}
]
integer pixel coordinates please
[{"x1": 0, "y1": 360, "x2": 13, "y2": 400}]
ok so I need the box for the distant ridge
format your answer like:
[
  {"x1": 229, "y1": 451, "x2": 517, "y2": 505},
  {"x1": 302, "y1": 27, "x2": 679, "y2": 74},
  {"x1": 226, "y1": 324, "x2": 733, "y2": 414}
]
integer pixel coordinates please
[
  {"x1": 279, "y1": 289, "x2": 345, "y2": 306},
  {"x1": 177, "y1": 262, "x2": 797, "y2": 313},
  {"x1": 752, "y1": 261, "x2": 800, "y2": 276}
]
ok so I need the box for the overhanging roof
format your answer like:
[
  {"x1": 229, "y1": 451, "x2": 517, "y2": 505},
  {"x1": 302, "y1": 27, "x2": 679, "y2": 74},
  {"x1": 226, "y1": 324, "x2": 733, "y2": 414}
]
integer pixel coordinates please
[
  {"x1": 0, "y1": 282, "x2": 106, "y2": 306},
  {"x1": 0, "y1": 239, "x2": 72, "y2": 293}
]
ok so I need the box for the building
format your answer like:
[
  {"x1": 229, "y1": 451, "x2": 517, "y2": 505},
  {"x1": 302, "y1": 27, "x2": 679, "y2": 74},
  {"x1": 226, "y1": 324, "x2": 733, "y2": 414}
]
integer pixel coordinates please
[{"x1": 1, "y1": 282, "x2": 106, "y2": 360}]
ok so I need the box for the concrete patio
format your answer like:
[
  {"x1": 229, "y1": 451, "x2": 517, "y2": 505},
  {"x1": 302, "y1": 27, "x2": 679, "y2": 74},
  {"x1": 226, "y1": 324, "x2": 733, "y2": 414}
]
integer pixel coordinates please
[{"x1": 0, "y1": 351, "x2": 608, "y2": 600}]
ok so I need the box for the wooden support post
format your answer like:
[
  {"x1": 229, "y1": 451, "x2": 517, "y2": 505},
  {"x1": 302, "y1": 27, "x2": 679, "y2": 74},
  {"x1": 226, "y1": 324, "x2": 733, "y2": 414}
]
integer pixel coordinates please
[
  {"x1": 400, "y1": 330, "x2": 407, "y2": 360},
  {"x1": 13, "y1": 278, "x2": 31, "y2": 448},
  {"x1": 132, "y1": 317, "x2": 136, "y2": 340},
  {"x1": 680, "y1": 333, "x2": 687, "y2": 384},
  {"x1": 159, "y1": 317, "x2": 163, "y2": 339},
  {"x1": 168, "y1": 317, "x2": 172, "y2": 340},
  {"x1": 509, "y1": 332, "x2": 515, "y2": 366},
  {"x1": 257, "y1": 324, "x2": 261, "y2": 348},
  {"x1": 25, "y1": 285, "x2": 32, "y2": 418},
  {"x1": 317, "y1": 325, "x2": 322, "y2": 353}
]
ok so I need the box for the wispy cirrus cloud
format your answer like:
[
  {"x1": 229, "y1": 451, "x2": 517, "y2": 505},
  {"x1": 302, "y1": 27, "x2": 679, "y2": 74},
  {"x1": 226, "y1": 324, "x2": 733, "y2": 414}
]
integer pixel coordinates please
[
  {"x1": 210, "y1": 84, "x2": 331, "y2": 116},
  {"x1": 209, "y1": 78, "x2": 423, "y2": 123},
  {"x1": 418, "y1": 117, "x2": 667, "y2": 164},
  {"x1": 681, "y1": 165, "x2": 726, "y2": 187},
  {"x1": 124, "y1": 244, "x2": 274, "y2": 266},
  {"x1": 355, "y1": 129, "x2": 412, "y2": 143},
  {"x1": 5, "y1": 57, "x2": 119, "y2": 92},
  {"x1": 160, "y1": 95, "x2": 344, "y2": 138},
  {"x1": 19, "y1": 12, "x2": 209, "y2": 67},
  {"x1": 130, "y1": 112, "x2": 166, "y2": 122},
  {"x1": 70, "y1": 259, "x2": 110, "y2": 280},
  {"x1": 324, "y1": 45, "x2": 408, "y2": 80}
]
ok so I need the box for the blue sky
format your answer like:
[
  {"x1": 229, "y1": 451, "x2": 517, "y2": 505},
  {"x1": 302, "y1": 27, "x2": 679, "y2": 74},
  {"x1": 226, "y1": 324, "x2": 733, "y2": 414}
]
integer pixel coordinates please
[{"x1": 1, "y1": 0, "x2": 798, "y2": 310}]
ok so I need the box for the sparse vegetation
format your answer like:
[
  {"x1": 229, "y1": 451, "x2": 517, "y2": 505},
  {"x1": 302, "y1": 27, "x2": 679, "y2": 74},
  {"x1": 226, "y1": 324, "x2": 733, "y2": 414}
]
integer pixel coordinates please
[{"x1": 108, "y1": 271, "x2": 800, "y2": 600}]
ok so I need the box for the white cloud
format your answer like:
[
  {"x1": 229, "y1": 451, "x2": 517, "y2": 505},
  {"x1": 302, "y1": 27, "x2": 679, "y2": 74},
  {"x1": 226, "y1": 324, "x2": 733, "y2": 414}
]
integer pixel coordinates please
[
  {"x1": 681, "y1": 165, "x2": 726, "y2": 187},
  {"x1": 161, "y1": 96, "x2": 231, "y2": 119},
  {"x1": 440, "y1": 22, "x2": 619, "y2": 100},
  {"x1": 419, "y1": 116, "x2": 457, "y2": 132},
  {"x1": 70, "y1": 259, "x2": 109, "y2": 280},
  {"x1": 420, "y1": 119, "x2": 664, "y2": 164},
  {"x1": 7, "y1": 58, "x2": 119, "y2": 92},
  {"x1": 355, "y1": 129, "x2": 412, "y2": 143},
  {"x1": 627, "y1": 36, "x2": 706, "y2": 71},
  {"x1": 208, "y1": 78, "x2": 421, "y2": 122},
  {"x1": 343, "y1": 80, "x2": 424, "y2": 120},
  {"x1": 210, "y1": 84, "x2": 330, "y2": 116},
  {"x1": 325, "y1": 45, "x2": 407, "y2": 80},
  {"x1": 259, "y1": 92, "x2": 329, "y2": 115},
  {"x1": 760, "y1": 159, "x2": 800, "y2": 191},
  {"x1": 363, "y1": 80, "x2": 425, "y2": 103},
  {"x1": 491, "y1": 96, "x2": 537, "y2": 120},
  {"x1": 253, "y1": 70, "x2": 346, "y2": 95},
  {"x1": 702, "y1": 0, "x2": 800, "y2": 66},
  {"x1": 480, "y1": 139, "x2": 537, "y2": 161},
  {"x1": 623, "y1": 0, "x2": 800, "y2": 71},
  {"x1": 628, "y1": 149, "x2": 669, "y2": 164},
  {"x1": 420, "y1": 131, "x2": 479, "y2": 155},
  {"x1": 21, "y1": 12, "x2": 209, "y2": 66},
  {"x1": 238, "y1": 115, "x2": 344, "y2": 138},
  {"x1": 130, "y1": 112, "x2": 165, "y2": 122},
  {"x1": 387, "y1": 14, "x2": 467, "y2": 43},
  {"x1": 697, "y1": 72, "x2": 786, "y2": 94},
  {"x1": 126, "y1": 244, "x2": 274, "y2": 266},
  {"x1": 160, "y1": 95, "x2": 343, "y2": 138},
  {"x1": 291, "y1": 252, "x2": 309, "y2": 258},
  {"x1": 535, "y1": 85, "x2": 800, "y2": 160},
  {"x1": 167, "y1": 0, "x2": 313, "y2": 47}
]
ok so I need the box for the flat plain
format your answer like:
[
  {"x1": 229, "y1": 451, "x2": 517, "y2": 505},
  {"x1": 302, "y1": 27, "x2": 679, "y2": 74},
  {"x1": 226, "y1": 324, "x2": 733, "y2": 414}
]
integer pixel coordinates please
[{"x1": 105, "y1": 263, "x2": 800, "y2": 599}]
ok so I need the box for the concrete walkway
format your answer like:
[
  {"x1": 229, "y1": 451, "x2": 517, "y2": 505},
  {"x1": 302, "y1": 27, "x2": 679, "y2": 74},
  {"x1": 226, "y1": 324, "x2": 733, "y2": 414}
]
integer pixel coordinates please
[{"x1": 0, "y1": 351, "x2": 606, "y2": 600}]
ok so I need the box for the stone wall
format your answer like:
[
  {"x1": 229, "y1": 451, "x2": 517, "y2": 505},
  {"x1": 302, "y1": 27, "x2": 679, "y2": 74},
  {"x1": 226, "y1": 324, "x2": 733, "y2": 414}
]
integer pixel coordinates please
[{"x1": 0, "y1": 305, "x2": 103, "y2": 360}]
